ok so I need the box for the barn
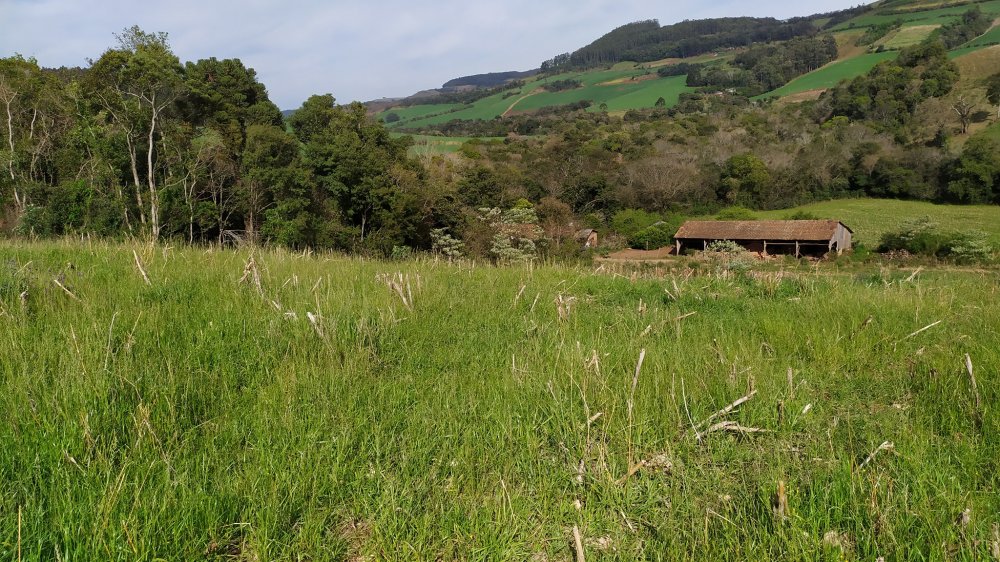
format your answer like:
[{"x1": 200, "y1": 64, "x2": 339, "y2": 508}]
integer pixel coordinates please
[{"x1": 673, "y1": 220, "x2": 853, "y2": 257}]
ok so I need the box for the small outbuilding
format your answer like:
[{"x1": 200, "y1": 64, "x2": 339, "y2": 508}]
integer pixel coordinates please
[
  {"x1": 673, "y1": 220, "x2": 853, "y2": 257},
  {"x1": 575, "y1": 228, "x2": 598, "y2": 248}
]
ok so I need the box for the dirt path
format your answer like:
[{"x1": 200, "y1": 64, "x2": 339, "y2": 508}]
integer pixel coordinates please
[{"x1": 501, "y1": 91, "x2": 540, "y2": 117}]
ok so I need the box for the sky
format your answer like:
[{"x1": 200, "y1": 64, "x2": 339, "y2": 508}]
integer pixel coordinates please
[{"x1": 1, "y1": 0, "x2": 863, "y2": 109}]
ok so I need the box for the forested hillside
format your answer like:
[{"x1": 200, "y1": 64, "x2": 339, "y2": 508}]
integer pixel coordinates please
[
  {"x1": 540, "y1": 18, "x2": 819, "y2": 70},
  {"x1": 3, "y1": 5, "x2": 1000, "y2": 260}
]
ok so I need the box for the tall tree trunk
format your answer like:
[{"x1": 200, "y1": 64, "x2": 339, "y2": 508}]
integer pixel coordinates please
[
  {"x1": 2, "y1": 91, "x2": 24, "y2": 210},
  {"x1": 127, "y1": 139, "x2": 146, "y2": 226},
  {"x1": 147, "y1": 105, "x2": 159, "y2": 240}
]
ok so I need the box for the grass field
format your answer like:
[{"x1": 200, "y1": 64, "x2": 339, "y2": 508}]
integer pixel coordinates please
[
  {"x1": 1, "y1": 240, "x2": 998, "y2": 560},
  {"x1": 379, "y1": 64, "x2": 699, "y2": 128},
  {"x1": 754, "y1": 198, "x2": 1000, "y2": 246},
  {"x1": 761, "y1": 52, "x2": 899, "y2": 99},
  {"x1": 878, "y1": 24, "x2": 940, "y2": 49},
  {"x1": 394, "y1": 134, "x2": 506, "y2": 156},
  {"x1": 831, "y1": 0, "x2": 1000, "y2": 31}
]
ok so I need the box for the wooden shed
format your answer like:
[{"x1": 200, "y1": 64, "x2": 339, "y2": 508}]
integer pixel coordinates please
[
  {"x1": 673, "y1": 220, "x2": 853, "y2": 257},
  {"x1": 575, "y1": 228, "x2": 598, "y2": 248}
]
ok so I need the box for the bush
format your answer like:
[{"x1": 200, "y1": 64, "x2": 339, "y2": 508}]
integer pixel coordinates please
[
  {"x1": 629, "y1": 224, "x2": 674, "y2": 250},
  {"x1": 878, "y1": 216, "x2": 994, "y2": 263},
  {"x1": 706, "y1": 240, "x2": 745, "y2": 254},
  {"x1": 390, "y1": 245, "x2": 413, "y2": 260},
  {"x1": 611, "y1": 209, "x2": 662, "y2": 238},
  {"x1": 948, "y1": 230, "x2": 993, "y2": 264}
]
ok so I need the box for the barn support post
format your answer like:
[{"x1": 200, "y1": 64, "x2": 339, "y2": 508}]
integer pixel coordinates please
[
  {"x1": 763, "y1": 241, "x2": 767, "y2": 256},
  {"x1": 676, "y1": 240, "x2": 681, "y2": 255},
  {"x1": 795, "y1": 241, "x2": 800, "y2": 258}
]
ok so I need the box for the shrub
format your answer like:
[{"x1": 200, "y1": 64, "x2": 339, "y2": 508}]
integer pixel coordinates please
[
  {"x1": 430, "y1": 228, "x2": 465, "y2": 259},
  {"x1": 706, "y1": 240, "x2": 745, "y2": 254},
  {"x1": 947, "y1": 230, "x2": 993, "y2": 264},
  {"x1": 715, "y1": 206, "x2": 758, "y2": 220},
  {"x1": 390, "y1": 245, "x2": 413, "y2": 260},
  {"x1": 878, "y1": 216, "x2": 994, "y2": 263},
  {"x1": 612, "y1": 209, "x2": 662, "y2": 238},
  {"x1": 629, "y1": 224, "x2": 673, "y2": 250}
]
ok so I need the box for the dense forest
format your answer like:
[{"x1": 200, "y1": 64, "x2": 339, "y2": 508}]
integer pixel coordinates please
[
  {"x1": 442, "y1": 70, "x2": 538, "y2": 89},
  {"x1": 684, "y1": 35, "x2": 839, "y2": 96},
  {"x1": 2, "y1": 26, "x2": 1000, "y2": 260},
  {"x1": 540, "y1": 15, "x2": 830, "y2": 71}
]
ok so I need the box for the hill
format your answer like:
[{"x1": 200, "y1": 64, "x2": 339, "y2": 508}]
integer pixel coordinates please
[
  {"x1": 442, "y1": 69, "x2": 538, "y2": 88},
  {"x1": 373, "y1": 0, "x2": 1000, "y2": 128}
]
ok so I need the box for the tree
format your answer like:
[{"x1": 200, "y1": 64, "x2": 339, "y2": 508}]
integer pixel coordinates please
[
  {"x1": 288, "y1": 94, "x2": 336, "y2": 144},
  {"x1": 654, "y1": 96, "x2": 666, "y2": 108},
  {"x1": 296, "y1": 100, "x2": 421, "y2": 251},
  {"x1": 0, "y1": 55, "x2": 67, "y2": 212},
  {"x1": 951, "y1": 96, "x2": 976, "y2": 134},
  {"x1": 986, "y1": 72, "x2": 1000, "y2": 120},
  {"x1": 719, "y1": 153, "x2": 771, "y2": 206},
  {"x1": 946, "y1": 135, "x2": 1000, "y2": 203},
  {"x1": 242, "y1": 124, "x2": 309, "y2": 246},
  {"x1": 183, "y1": 57, "x2": 283, "y2": 154},
  {"x1": 86, "y1": 26, "x2": 185, "y2": 238}
]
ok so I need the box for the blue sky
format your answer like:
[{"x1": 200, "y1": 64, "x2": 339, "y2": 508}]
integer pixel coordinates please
[{"x1": 0, "y1": 0, "x2": 863, "y2": 109}]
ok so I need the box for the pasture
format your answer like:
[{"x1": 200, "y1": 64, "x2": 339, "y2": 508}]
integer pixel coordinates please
[
  {"x1": 760, "y1": 52, "x2": 899, "y2": 99},
  {"x1": 831, "y1": 0, "x2": 1000, "y2": 30},
  {"x1": 1, "y1": 240, "x2": 998, "y2": 560},
  {"x1": 754, "y1": 198, "x2": 1000, "y2": 247}
]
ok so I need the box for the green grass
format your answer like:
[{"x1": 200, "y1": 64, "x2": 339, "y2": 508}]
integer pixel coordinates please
[
  {"x1": 514, "y1": 75, "x2": 694, "y2": 113},
  {"x1": 761, "y1": 52, "x2": 899, "y2": 98},
  {"x1": 754, "y1": 198, "x2": 1000, "y2": 246},
  {"x1": 377, "y1": 67, "x2": 696, "y2": 127},
  {"x1": 832, "y1": 0, "x2": 1000, "y2": 31},
  {"x1": 394, "y1": 134, "x2": 507, "y2": 156},
  {"x1": 1, "y1": 239, "x2": 999, "y2": 560},
  {"x1": 957, "y1": 21, "x2": 1000, "y2": 49},
  {"x1": 879, "y1": 24, "x2": 941, "y2": 48}
]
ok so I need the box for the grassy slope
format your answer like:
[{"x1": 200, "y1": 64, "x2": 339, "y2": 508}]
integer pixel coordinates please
[
  {"x1": 380, "y1": 1, "x2": 1000, "y2": 126},
  {"x1": 762, "y1": 51, "x2": 899, "y2": 98},
  {"x1": 753, "y1": 198, "x2": 1000, "y2": 246},
  {"x1": 831, "y1": 0, "x2": 1000, "y2": 30},
  {"x1": 401, "y1": 134, "x2": 507, "y2": 156},
  {"x1": 1, "y1": 241, "x2": 998, "y2": 560}
]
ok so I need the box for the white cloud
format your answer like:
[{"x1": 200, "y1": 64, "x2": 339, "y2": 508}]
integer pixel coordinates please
[{"x1": 0, "y1": 0, "x2": 862, "y2": 108}]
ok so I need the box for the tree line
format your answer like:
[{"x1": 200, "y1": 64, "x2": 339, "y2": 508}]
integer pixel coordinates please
[
  {"x1": 2, "y1": 27, "x2": 999, "y2": 260},
  {"x1": 540, "y1": 16, "x2": 821, "y2": 71}
]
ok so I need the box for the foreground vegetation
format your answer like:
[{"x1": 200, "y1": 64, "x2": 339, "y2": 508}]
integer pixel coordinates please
[{"x1": 1, "y1": 241, "x2": 998, "y2": 560}]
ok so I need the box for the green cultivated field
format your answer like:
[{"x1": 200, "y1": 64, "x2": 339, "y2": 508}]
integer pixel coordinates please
[
  {"x1": 1, "y1": 240, "x2": 999, "y2": 560},
  {"x1": 755, "y1": 198, "x2": 1000, "y2": 246},
  {"x1": 402, "y1": 134, "x2": 507, "y2": 156},
  {"x1": 762, "y1": 52, "x2": 899, "y2": 98},
  {"x1": 380, "y1": 67, "x2": 696, "y2": 128},
  {"x1": 831, "y1": 0, "x2": 1000, "y2": 30}
]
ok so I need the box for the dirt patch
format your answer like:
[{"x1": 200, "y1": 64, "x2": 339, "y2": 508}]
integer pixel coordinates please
[
  {"x1": 833, "y1": 31, "x2": 867, "y2": 61},
  {"x1": 598, "y1": 74, "x2": 659, "y2": 86},
  {"x1": 777, "y1": 89, "x2": 827, "y2": 104},
  {"x1": 501, "y1": 91, "x2": 540, "y2": 117},
  {"x1": 601, "y1": 246, "x2": 676, "y2": 261}
]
